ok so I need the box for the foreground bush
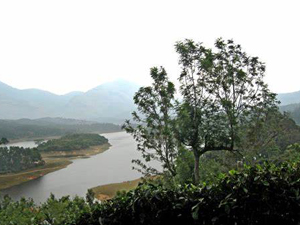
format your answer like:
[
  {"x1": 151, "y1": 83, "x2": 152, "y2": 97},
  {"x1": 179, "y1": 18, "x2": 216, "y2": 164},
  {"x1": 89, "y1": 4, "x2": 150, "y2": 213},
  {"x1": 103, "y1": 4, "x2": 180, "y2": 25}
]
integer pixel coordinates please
[
  {"x1": 86, "y1": 162, "x2": 300, "y2": 225},
  {"x1": 1, "y1": 161, "x2": 300, "y2": 224},
  {"x1": 0, "y1": 195, "x2": 90, "y2": 225}
]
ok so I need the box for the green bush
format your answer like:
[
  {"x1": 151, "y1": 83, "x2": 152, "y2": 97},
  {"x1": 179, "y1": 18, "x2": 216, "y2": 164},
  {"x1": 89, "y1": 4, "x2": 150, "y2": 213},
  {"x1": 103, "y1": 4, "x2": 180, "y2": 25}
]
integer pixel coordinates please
[
  {"x1": 0, "y1": 195, "x2": 91, "y2": 225},
  {"x1": 86, "y1": 161, "x2": 300, "y2": 225}
]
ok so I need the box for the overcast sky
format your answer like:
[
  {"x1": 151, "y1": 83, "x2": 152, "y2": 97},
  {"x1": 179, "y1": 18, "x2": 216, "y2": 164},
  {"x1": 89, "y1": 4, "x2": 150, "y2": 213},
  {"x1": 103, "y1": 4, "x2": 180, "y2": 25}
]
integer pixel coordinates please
[{"x1": 0, "y1": 0, "x2": 299, "y2": 95}]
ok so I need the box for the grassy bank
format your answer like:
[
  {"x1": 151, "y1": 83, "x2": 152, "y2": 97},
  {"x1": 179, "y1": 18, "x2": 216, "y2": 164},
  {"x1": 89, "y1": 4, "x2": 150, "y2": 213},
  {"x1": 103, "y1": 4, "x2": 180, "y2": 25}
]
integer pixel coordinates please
[
  {"x1": 92, "y1": 176, "x2": 159, "y2": 201},
  {"x1": 0, "y1": 143, "x2": 110, "y2": 190},
  {"x1": 92, "y1": 178, "x2": 143, "y2": 200}
]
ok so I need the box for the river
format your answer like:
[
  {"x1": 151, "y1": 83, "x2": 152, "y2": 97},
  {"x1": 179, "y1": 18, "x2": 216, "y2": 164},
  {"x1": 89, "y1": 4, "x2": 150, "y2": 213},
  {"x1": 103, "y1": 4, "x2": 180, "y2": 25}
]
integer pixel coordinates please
[{"x1": 0, "y1": 132, "x2": 158, "y2": 203}]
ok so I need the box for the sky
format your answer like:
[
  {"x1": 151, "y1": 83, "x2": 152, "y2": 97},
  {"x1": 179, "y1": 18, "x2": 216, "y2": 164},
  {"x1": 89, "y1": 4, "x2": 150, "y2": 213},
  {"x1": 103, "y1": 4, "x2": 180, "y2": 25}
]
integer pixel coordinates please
[{"x1": 0, "y1": 0, "x2": 299, "y2": 95}]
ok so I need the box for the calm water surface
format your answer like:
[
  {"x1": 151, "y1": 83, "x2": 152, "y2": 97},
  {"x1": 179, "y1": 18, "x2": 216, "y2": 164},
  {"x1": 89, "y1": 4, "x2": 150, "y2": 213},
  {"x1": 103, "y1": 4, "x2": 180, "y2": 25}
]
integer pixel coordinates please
[
  {"x1": 4, "y1": 140, "x2": 38, "y2": 148},
  {"x1": 0, "y1": 132, "x2": 155, "y2": 203}
]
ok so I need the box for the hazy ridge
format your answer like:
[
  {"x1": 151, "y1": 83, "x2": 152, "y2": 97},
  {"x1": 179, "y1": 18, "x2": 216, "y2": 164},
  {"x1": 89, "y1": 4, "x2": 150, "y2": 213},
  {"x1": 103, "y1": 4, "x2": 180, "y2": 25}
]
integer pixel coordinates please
[{"x1": 0, "y1": 79, "x2": 139, "y2": 123}]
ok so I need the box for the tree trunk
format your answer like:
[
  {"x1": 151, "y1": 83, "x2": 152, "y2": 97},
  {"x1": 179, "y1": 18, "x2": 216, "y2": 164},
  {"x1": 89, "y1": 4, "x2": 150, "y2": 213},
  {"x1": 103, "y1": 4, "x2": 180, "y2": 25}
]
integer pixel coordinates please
[{"x1": 194, "y1": 152, "x2": 200, "y2": 184}]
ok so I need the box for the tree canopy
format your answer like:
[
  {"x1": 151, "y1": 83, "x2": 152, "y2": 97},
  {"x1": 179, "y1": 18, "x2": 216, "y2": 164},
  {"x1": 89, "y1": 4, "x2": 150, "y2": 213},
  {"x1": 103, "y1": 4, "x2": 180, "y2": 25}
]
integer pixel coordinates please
[
  {"x1": 0, "y1": 147, "x2": 44, "y2": 174},
  {"x1": 125, "y1": 38, "x2": 280, "y2": 183}
]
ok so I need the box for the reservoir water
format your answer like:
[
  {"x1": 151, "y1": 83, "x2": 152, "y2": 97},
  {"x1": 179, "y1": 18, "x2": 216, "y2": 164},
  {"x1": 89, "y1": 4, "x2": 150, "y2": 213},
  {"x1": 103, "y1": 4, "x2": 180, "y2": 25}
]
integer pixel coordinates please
[{"x1": 0, "y1": 132, "x2": 154, "y2": 203}]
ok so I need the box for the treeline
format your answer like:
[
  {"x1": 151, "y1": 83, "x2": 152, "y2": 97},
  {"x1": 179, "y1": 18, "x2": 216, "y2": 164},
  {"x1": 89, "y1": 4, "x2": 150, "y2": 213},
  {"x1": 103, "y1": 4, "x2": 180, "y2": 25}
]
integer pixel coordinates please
[
  {"x1": 2, "y1": 159, "x2": 300, "y2": 224},
  {"x1": 0, "y1": 147, "x2": 44, "y2": 174},
  {"x1": 37, "y1": 133, "x2": 109, "y2": 152},
  {"x1": 0, "y1": 118, "x2": 121, "y2": 140}
]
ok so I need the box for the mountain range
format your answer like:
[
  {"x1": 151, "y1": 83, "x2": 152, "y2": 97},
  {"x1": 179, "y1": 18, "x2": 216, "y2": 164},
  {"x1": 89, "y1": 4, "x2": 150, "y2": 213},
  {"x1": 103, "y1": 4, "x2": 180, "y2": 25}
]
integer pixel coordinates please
[
  {"x1": 0, "y1": 117, "x2": 121, "y2": 140},
  {"x1": 2, "y1": 79, "x2": 300, "y2": 125},
  {"x1": 0, "y1": 79, "x2": 139, "y2": 123},
  {"x1": 276, "y1": 91, "x2": 300, "y2": 124}
]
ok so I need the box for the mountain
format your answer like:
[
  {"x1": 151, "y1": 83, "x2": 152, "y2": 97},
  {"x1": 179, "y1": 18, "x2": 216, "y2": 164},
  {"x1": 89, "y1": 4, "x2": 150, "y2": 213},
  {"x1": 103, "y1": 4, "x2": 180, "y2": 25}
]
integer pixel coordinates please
[
  {"x1": 0, "y1": 79, "x2": 139, "y2": 123},
  {"x1": 0, "y1": 118, "x2": 121, "y2": 140},
  {"x1": 63, "y1": 79, "x2": 139, "y2": 122},
  {"x1": 277, "y1": 91, "x2": 300, "y2": 106},
  {"x1": 277, "y1": 90, "x2": 300, "y2": 125}
]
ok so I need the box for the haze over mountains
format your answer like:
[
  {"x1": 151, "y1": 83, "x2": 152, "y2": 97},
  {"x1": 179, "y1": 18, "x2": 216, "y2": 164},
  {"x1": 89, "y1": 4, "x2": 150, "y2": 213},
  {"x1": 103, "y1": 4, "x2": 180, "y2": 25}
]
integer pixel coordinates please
[
  {"x1": 0, "y1": 79, "x2": 139, "y2": 123},
  {"x1": 277, "y1": 91, "x2": 300, "y2": 106},
  {"x1": 2, "y1": 79, "x2": 300, "y2": 125},
  {"x1": 277, "y1": 91, "x2": 300, "y2": 125}
]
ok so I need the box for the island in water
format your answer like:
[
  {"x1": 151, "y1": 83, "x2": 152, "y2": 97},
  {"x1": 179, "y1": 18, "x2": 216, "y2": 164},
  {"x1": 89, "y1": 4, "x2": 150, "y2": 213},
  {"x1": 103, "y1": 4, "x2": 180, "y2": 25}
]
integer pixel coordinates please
[{"x1": 0, "y1": 133, "x2": 110, "y2": 190}]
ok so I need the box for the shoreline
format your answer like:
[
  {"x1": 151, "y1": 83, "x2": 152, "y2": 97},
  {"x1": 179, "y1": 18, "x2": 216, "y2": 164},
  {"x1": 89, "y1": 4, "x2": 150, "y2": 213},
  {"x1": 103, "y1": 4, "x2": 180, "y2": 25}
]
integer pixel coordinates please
[
  {"x1": 0, "y1": 143, "x2": 111, "y2": 191},
  {"x1": 91, "y1": 177, "x2": 143, "y2": 201},
  {"x1": 91, "y1": 176, "x2": 158, "y2": 201}
]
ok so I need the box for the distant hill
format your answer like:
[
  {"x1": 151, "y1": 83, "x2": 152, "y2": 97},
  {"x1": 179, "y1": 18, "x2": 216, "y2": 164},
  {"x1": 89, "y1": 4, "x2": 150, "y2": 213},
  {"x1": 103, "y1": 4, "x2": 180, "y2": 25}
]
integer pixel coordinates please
[
  {"x1": 0, "y1": 80, "x2": 139, "y2": 123},
  {"x1": 0, "y1": 118, "x2": 121, "y2": 140},
  {"x1": 280, "y1": 103, "x2": 300, "y2": 125},
  {"x1": 277, "y1": 91, "x2": 300, "y2": 106},
  {"x1": 277, "y1": 90, "x2": 300, "y2": 125}
]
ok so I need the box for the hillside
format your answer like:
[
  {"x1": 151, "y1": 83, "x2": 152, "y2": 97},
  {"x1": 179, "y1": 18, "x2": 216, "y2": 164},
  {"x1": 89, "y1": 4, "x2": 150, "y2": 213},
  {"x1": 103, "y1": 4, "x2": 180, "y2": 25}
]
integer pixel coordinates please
[
  {"x1": 276, "y1": 91, "x2": 300, "y2": 124},
  {"x1": 280, "y1": 103, "x2": 300, "y2": 124},
  {"x1": 277, "y1": 90, "x2": 300, "y2": 106},
  {"x1": 0, "y1": 118, "x2": 121, "y2": 140},
  {"x1": 0, "y1": 80, "x2": 139, "y2": 123}
]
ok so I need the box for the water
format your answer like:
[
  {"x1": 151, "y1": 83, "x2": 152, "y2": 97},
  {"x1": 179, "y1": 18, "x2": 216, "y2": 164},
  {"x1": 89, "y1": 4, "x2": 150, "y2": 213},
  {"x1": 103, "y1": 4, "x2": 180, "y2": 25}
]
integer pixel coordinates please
[
  {"x1": 3, "y1": 141, "x2": 38, "y2": 149},
  {"x1": 0, "y1": 132, "x2": 157, "y2": 203}
]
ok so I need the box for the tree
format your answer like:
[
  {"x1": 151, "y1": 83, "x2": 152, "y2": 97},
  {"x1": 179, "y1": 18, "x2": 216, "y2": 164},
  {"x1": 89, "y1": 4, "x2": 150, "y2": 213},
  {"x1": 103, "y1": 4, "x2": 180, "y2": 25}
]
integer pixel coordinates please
[
  {"x1": 175, "y1": 38, "x2": 277, "y2": 183},
  {"x1": 0, "y1": 137, "x2": 9, "y2": 145},
  {"x1": 123, "y1": 67, "x2": 178, "y2": 176}
]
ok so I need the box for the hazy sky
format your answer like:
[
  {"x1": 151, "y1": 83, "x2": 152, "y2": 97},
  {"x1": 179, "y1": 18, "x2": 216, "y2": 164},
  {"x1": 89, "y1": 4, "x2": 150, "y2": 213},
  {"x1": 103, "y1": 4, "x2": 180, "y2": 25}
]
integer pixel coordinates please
[{"x1": 0, "y1": 0, "x2": 299, "y2": 95}]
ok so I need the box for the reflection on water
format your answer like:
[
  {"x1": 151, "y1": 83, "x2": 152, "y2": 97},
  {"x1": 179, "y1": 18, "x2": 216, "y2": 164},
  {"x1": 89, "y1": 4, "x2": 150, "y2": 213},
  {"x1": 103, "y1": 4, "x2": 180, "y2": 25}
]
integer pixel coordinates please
[{"x1": 0, "y1": 132, "x2": 158, "y2": 203}]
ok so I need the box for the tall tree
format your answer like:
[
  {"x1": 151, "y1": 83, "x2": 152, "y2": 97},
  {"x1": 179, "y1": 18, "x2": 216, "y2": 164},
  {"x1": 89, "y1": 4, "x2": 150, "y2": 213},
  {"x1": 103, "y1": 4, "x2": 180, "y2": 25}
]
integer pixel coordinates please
[
  {"x1": 175, "y1": 38, "x2": 277, "y2": 183},
  {"x1": 123, "y1": 67, "x2": 177, "y2": 176}
]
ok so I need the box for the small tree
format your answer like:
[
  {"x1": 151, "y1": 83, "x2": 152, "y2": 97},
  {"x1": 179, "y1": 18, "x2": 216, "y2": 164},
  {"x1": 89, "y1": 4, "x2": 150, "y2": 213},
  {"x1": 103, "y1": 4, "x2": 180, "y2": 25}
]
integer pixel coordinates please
[
  {"x1": 0, "y1": 137, "x2": 9, "y2": 145},
  {"x1": 123, "y1": 67, "x2": 178, "y2": 176},
  {"x1": 175, "y1": 38, "x2": 277, "y2": 183}
]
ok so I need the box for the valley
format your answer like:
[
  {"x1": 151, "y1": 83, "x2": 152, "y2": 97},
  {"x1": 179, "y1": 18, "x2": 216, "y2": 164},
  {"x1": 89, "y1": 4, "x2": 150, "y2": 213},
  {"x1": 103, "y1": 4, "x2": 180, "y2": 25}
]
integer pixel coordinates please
[{"x1": 0, "y1": 132, "x2": 158, "y2": 203}]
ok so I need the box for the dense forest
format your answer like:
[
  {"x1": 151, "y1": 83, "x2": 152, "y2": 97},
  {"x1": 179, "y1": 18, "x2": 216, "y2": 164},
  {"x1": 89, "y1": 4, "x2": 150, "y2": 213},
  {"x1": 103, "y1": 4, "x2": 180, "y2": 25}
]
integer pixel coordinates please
[
  {"x1": 0, "y1": 118, "x2": 121, "y2": 140},
  {"x1": 37, "y1": 133, "x2": 109, "y2": 152},
  {"x1": 0, "y1": 147, "x2": 44, "y2": 174}
]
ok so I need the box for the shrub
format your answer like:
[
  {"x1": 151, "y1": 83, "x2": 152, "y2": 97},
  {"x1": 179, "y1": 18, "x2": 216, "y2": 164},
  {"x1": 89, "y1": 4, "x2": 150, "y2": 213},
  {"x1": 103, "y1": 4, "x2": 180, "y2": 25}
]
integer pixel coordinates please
[{"x1": 86, "y1": 161, "x2": 300, "y2": 225}]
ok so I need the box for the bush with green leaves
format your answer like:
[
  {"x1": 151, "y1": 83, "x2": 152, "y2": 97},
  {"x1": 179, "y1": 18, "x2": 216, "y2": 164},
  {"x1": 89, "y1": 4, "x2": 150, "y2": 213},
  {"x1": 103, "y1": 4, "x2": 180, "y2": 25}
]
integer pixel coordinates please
[
  {"x1": 0, "y1": 194, "x2": 92, "y2": 225},
  {"x1": 86, "y1": 161, "x2": 300, "y2": 225}
]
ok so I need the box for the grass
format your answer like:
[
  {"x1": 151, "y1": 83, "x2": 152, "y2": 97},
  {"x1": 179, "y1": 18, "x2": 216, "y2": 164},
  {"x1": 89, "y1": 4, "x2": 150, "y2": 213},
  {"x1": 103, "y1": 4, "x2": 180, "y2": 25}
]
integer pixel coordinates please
[
  {"x1": 0, "y1": 143, "x2": 111, "y2": 190},
  {"x1": 92, "y1": 177, "x2": 143, "y2": 201}
]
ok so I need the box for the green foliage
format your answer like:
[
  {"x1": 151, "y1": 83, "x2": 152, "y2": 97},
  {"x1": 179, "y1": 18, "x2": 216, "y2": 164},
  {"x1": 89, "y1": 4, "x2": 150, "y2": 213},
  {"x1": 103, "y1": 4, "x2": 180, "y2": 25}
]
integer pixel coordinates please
[
  {"x1": 41, "y1": 194, "x2": 91, "y2": 225},
  {"x1": 88, "y1": 161, "x2": 300, "y2": 225},
  {"x1": 0, "y1": 137, "x2": 9, "y2": 145},
  {"x1": 175, "y1": 38, "x2": 278, "y2": 183},
  {"x1": 0, "y1": 147, "x2": 44, "y2": 174},
  {"x1": 175, "y1": 147, "x2": 194, "y2": 184},
  {"x1": 125, "y1": 38, "x2": 279, "y2": 184},
  {"x1": 122, "y1": 67, "x2": 178, "y2": 176},
  {"x1": 279, "y1": 143, "x2": 300, "y2": 163},
  {"x1": 0, "y1": 194, "x2": 91, "y2": 225},
  {"x1": 37, "y1": 133, "x2": 108, "y2": 152}
]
